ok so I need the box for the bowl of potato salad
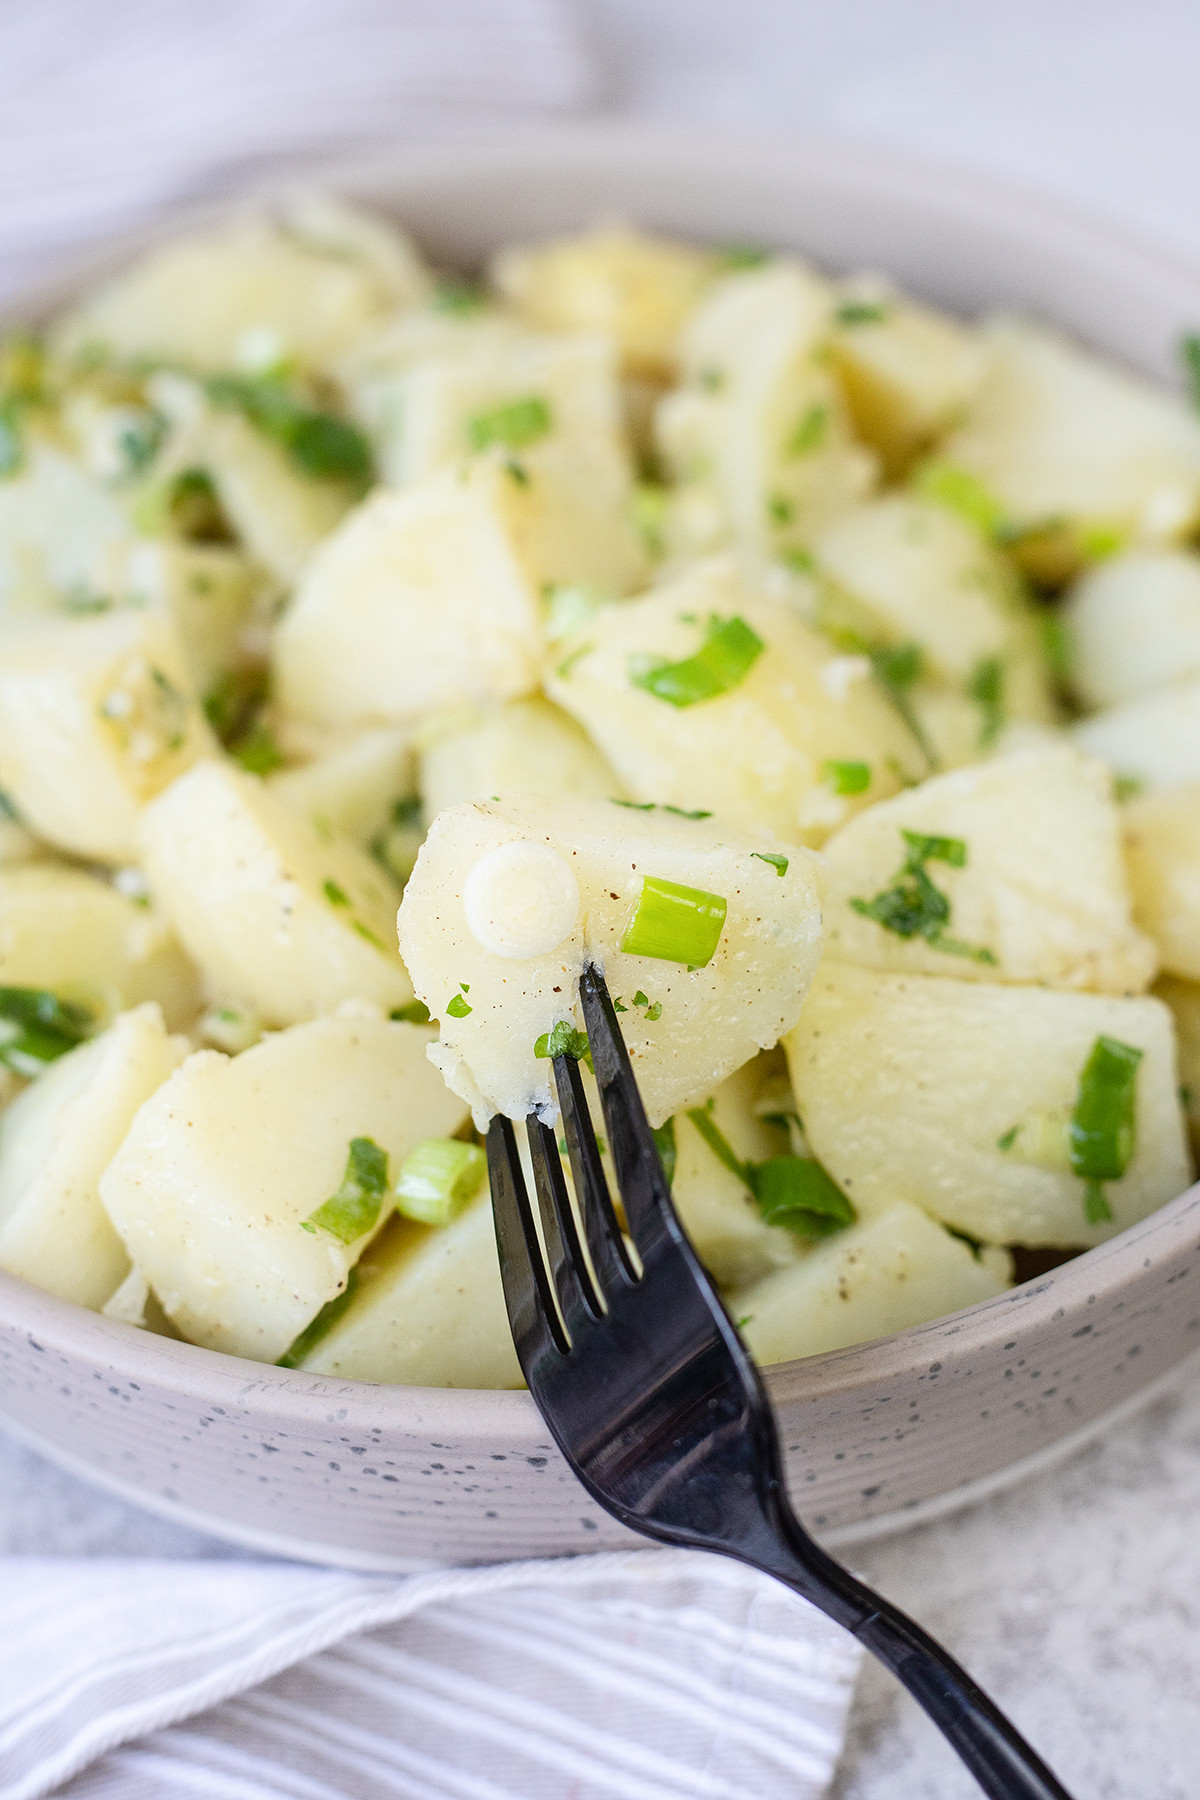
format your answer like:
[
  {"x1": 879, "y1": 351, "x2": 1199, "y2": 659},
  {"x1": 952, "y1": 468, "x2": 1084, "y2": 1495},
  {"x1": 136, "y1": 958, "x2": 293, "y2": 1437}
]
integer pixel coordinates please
[{"x1": 3, "y1": 128, "x2": 1200, "y2": 1567}]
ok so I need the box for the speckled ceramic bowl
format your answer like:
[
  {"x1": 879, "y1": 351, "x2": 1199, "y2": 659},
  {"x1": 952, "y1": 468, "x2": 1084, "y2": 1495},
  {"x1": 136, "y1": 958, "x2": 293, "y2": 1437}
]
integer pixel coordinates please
[{"x1": 4, "y1": 127, "x2": 1200, "y2": 1568}]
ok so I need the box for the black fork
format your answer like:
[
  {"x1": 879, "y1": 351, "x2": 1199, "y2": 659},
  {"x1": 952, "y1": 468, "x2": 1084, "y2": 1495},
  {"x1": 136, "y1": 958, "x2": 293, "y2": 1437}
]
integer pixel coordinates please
[{"x1": 487, "y1": 965, "x2": 1075, "y2": 1800}]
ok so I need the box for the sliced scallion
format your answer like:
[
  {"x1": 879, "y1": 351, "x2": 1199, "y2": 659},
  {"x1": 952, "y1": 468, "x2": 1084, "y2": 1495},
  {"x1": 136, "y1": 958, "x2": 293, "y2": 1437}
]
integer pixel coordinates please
[
  {"x1": 822, "y1": 759, "x2": 871, "y2": 795},
  {"x1": 467, "y1": 395, "x2": 552, "y2": 453},
  {"x1": 276, "y1": 1268, "x2": 360, "y2": 1368},
  {"x1": 621, "y1": 875, "x2": 727, "y2": 968},
  {"x1": 395, "y1": 1137, "x2": 486, "y2": 1227},
  {"x1": 1069, "y1": 1035, "x2": 1143, "y2": 1224},
  {"x1": 630, "y1": 614, "x2": 764, "y2": 708},
  {"x1": 301, "y1": 1137, "x2": 389, "y2": 1244},
  {"x1": 0, "y1": 986, "x2": 93, "y2": 1078}
]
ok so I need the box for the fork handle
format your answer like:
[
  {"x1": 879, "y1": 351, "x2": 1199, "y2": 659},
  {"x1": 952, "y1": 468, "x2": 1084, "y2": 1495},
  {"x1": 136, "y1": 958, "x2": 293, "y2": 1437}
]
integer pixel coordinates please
[{"x1": 753, "y1": 1526, "x2": 1074, "y2": 1800}]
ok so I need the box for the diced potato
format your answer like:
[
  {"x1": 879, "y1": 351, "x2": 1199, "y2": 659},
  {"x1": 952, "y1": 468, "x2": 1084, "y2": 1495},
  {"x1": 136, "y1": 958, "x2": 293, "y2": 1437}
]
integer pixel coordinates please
[
  {"x1": 269, "y1": 729, "x2": 414, "y2": 847},
  {"x1": 140, "y1": 761, "x2": 412, "y2": 1025},
  {"x1": 669, "y1": 1058, "x2": 803, "y2": 1291},
  {"x1": 941, "y1": 320, "x2": 1200, "y2": 582},
  {"x1": 398, "y1": 793, "x2": 824, "y2": 1128},
  {"x1": 1072, "y1": 677, "x2": 1200, "y2": 793},
  {"x1": 419, "y1": 697, "x2": 621, "y2": 822},
  {"x1": 52, "y1": 206, "x2": 427, "y2": 375},
  {"x1": 0, "y1": 863, "x2": 200, "y2": 1029},
  {"x1": 546, "y1": 558, "x2": 921, "y2": 843},
  {"x1": 1064, "y1": 549, "x2": 1200, "y2": 709},
  {"x1": 831, "y1": 280, "x2": 985, "y2": 473},
  {"x1": 1154, "y1": 974, "x2": 1200, "y2": 1143},
  {"x1": 490, "y1": 225, "x2": 717, "y2": 379},
  {"x1": 0, "y1": 1005, "x2": 188, "y2": 1308},
  {"x1": 272, "y1": 461, "x2": 544, "y2": 731},
  {"x1": 1124, "y1": 784, "x2": 1200, "y2": 979},
  {"x1": 738, "y1": 1202, "x2": 1011, "y2": 1367},
  {"x1": 656, "y1": 262, "x2": 875, "y2": 560},
  {"x1": 98, "y1": 1009, "x2": 467, "y2": 1361},
  {"x1": 347, "y1": 325, "x2": 645, "y2": 595},
  {"x1": 821, "y1": 749, "x2": 1156, "y2": 993},
  {"x1": 146, "y1": 375, "x2": 352, "y2": 587},
  {"x1": 813, "y1": 496, "x2": 1052, "y2": 729},
  {"x1": 103, "y1": 539, "x2": 268, "y2": 695},
  {"x1": 0, "y1": 437, "x2": 133, "y2": 615},
  {"x1": 296, "y1": 1200, "x2": 522, "y2": 1387},
  {"x1": 0, "y1": 609, "x2": 217, "y2": 863},
  {"x1": 0, "y1": 809, "x2": 41, "y2": 868},
  {"x1": 785, "y1": 962, "x2": 1191, "y2": 1247}
]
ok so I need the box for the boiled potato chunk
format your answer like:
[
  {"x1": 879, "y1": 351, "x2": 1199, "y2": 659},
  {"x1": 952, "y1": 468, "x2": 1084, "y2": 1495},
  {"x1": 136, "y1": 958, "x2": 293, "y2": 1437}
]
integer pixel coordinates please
[
  {"x1": 489, "y1": 225, "x2": 716, "y2": 380},
  {"x1": 419, "y1": 698, "x2": 621, "y2": 822},
  {"x1": 0, "y1": 1005, "x2": 188, "y2": 1308},
  {"x1": 52, "y1": 205, "x2": 426, "y2": 374},
  {"x1": 814, "y1": 496, "x2": 1052, "y2": 731},
  {"x1": 941, "y1": 321, "x2": 1200, "y2": 582},
  {"x1": 831, "y1": 280, "x2": 985, "y2": 473},
  {"x1": 272, "y1": 461, "x2": 544, "y2": 731},
  {"x1": 657, "y1": 262, "x2": 875, "y2": 561},
  {"x1": 1072, "y1": 677, "x2": 1200, "y2": 793},
  {"x1": 98, "y1": 1009, "x2": 468, "y2": 1361},
  {"x1": 269, "y1": 729, "x2": 414, "y2": 848},
  {"x1": 398, "y1": 793, "x2": 824, "y2": 1128},
  {"x1": 103, "y1": 539, "x2": 267, "y2": 696},
  {"x1": 739, "y1": 1202, "x2": 1011, "y2": 1367},
  {"x1": 296, "y1": 1200, "x2": 522, "y2": 1387},
  {"x1": 785, "y1": 962, "x2": 1190, "y2": 1248},
  {"x1": 1124, "y1": 785, "x2": 1200, "y2": 979},
  {"x1": 0, "y1": 609, "x2": 217, "y2": 863},
  {"x1": 0, "y1": 864, "x2": 200, "y2": 1029},
  {"x1": 669, "y1": 1058, "x2": 803, "y2": 1291},
  {"x1": 546, "y1": 558, "x2": 920, "y2": 842},
  {"x1": 821, "y1": 749, "x2": 1156, "y2": 993},
  {"x1": 1155, "y1": 975, "x2": 1200, "y2": 1144},
  {"x1": 140, "y1": 762, "x2": 412, "y2": 1025},
  {"x1": 0, "y1": 437, "x2": 132, "y2": 616},
  {"x1": 1064, "y1": 549, "x2": 1200, "y2": 709}
]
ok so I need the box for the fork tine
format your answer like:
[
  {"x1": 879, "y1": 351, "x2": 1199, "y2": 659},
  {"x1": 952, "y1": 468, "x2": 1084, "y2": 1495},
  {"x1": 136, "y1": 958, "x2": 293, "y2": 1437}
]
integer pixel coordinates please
[
  {"x1": 578, "y1": 964, "x2": 675, "y2": 1258},
  {"x1": 526, "y1": 1114, "x2": 604, "y2": 1333},
  {"x1": 486, "y1": 1115, "x2": 568, "y2": 1363},
  {"x1": 553, "y1": 1051, "x2": 638, "y2": 1300}
]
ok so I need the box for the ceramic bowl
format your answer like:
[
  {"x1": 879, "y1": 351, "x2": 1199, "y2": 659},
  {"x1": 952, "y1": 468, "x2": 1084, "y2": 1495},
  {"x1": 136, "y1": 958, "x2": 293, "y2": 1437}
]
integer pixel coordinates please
[{"x1": 4, "y1": 126, "x2": 1200, "y2": 1569}]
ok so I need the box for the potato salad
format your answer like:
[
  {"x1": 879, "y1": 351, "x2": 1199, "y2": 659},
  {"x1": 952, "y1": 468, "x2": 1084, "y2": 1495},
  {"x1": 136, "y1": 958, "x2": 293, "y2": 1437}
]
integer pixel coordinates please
[{"x1": 0, "y1": 197, "x2": 1197, "y2": 1386}]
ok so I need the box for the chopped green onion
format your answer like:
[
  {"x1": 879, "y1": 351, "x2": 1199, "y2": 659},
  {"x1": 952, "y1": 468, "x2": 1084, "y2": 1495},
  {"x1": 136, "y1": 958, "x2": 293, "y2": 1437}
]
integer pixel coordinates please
[
  {"x1": 631, "y1": 614, "x2": 764, "y2": 708},
  {"x1": 0, "y1": 987, "x2": 94, "y2": 1077},
  {"x1": 914, "y1": 461, "x2": 1009, "y2": 538},
  {"x1": 686, "y1": 1103, "x2": 746, "y2": 1182},
  {"x1": 1113, "y1": 774, "x2": 1143, "y2": 803},
  {"x1": 869, "y1": 640, "x2": 937, "y2": 768},
  {"x1": 1040, "y1": 614, "x2": 1071, "y2": 682},
  {"x1": 534, "y1": 1021, "x2": 591, "y2": 1068},
  {"x1": 505, "y1": 459, "x2": 530, "y2": 486},
  {"x1": 467, "y1": 395, "x2": 552, "y2": 453},
  {"x1": 822, "y1": 759, "x2": 871, "y2": 795},
  {"x1": 767, "y1": 492, "x2": 794, "y2": 525},
  {"x1": 621, "y1": 875, "x2": 726, "y2": 967},
  {"x1": 1069, "y1": 1035, "x2": 1143, "y2": 1224},
  {"x1": 750, "y1": 1157, "x2": 855, "y2": 1237},
  {"x1": 433, "y1": 277, "x2": 487, "y2": 316},
  {"x1": 997, "y1": 1125, "x2": 1019, "y2": 1152},
  {"x1": 631, "y1": 482, "x2": 669, "y2": 557},
  {"x1": 323, "y1": 879, "x2": 351, "y2": 908},
  {"x1": 395, "y1": 1137, "x2": 486, "y2": 1226},
  {"x1": 301, "y1": 1137, "x2": 389, "y2": 1244},
  {"x1": 837, "y1": 300, "x2": 888, "y2": 326},
  {"x1": 780, "y1": 546, "x2": 815, "y2": 573},
  {"x1": 119, "y1": 409, "x2": 166, "y2": 476},
  {"x1": 391, "y1": 1000, "x2": 431, "y2": 1024},
  {"x1": 276, "y1": 1268, "x2": 360, "y2": 1367},
  {"x1": 969, "y1": 655, "x2": 1006, "y2": 749},
  {"x1": 850, "y1": 829, "x2": 995, "y2": 964},
  {"x1": 786, "y1": 404, "x2": 828, "y2": 456},
  {"x1": 718, "y1": 243, "x2": 771, "y2": 269},
  {"x1": 663, "y1": 804, "x2": 712, "y2": 819},
  {"x1": 752, "y1": 851, "x2": 789, "y2": 876},
  {"x1": 203, "y1": 666, "x2": 269, "y2": 744},
  {"x1": 652, "y1": 1117, "x2": 677, "y2": 1187},
  {"x1": 1182, "y1": 333, "x2": 1200, "y2": 410},
  {"x1": 945, "y1": 1224, "x2": 985, "y2": 1261},
  {"x1": 230, "y1": 723, "x2": 284, "y2": 775}
]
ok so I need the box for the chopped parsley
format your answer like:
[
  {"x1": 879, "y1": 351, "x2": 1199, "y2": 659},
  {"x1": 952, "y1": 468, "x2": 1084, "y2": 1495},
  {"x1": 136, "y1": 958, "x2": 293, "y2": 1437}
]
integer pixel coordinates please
[
  {"x1": 870, "y1": 641, "x2": 937, "y2": 768},
  {"x1": 609, "y1": 799, "x2": 712, "y2": 819},
  {"x1": 822, "y1": 759, "x2": 871, "y2": 795},
  {"x1": 969, "y1": 655, "x2": 1006, "y2": 749},
  {"x1": 391, "y1": 1000, "x2": 431, "y2": 1024},
  {"x1": 786, "y1": 404, "x2": 828, "y2": 456},
  {"x1": 1113, "y1": 774, "x2": 1144, "y2": 803},
  {"x1": 467, "y1": 395, "x2": 553, "y2": 453},
  {"x1": 301, "y1": 1138, "x2": 389, "y2": 1244},
  {"x1": 534, "y1": 1021, "x2": 592, "y2": 1068},
  {"x1": 118, "y1": 408, "x2": 167, "y2": 476},
  {"x1": 850, "y1": 828, "x2": 997, "y2": 964},
  {"x1": 0, "y1": 987, "x2": 94, "y2": 1078},
  {"x1": 914, "y1": 461, "x2": 1010, "y2": 539},
  {"x1": 996, "y1": 1125, "x2": 1019, "y2": 1152},
  {"x1": 1069, "y1": 1035, "x2": 1143, "y2": 1225},
  {"x1": 323, "y1": 879, "x2": 351, "y2": 908},
  {"x1": 230, "y1": 722, "x2": 284, "y2": 775},
  {"x1": 630, "y1": 613, "x2": 764, "y2": 708},
  {"x1": 686, "y1": 1100, "x2": 854, "y2": 1239},
  {"x1": 767, "y1": 491, "x2": 794, "y2": 525},
  {"x1": 446, "y1": 984, "x2": 472, "y2": 1018},
  {"x1": 206, "y1": 373, "x2": 372, "y2": 485},
  {"x1": 752, "y1": 851, "x2": 789, "y2": 877}
]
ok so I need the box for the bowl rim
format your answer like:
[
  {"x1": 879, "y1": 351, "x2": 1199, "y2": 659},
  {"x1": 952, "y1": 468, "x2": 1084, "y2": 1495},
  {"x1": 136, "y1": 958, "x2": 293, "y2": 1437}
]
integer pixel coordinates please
[{"x1": 4, "y1": 120, "x2": 1200, "y2": 1431}]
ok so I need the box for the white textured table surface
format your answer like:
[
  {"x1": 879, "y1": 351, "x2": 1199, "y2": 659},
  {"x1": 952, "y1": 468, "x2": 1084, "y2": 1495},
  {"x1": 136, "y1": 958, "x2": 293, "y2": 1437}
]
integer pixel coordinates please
[{"x1": 7, "y1": 4, "x2": 1200, "y2": 1796}]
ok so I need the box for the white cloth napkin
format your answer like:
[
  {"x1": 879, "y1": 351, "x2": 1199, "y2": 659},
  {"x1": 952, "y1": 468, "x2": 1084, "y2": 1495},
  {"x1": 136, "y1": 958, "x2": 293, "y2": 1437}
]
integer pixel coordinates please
[
  {"x1": 0, "y1": 0, "x2": 596, "y2": 307},
  {"x1": 0, "y1": 1548, "x2": 862, "y2": 1799}
]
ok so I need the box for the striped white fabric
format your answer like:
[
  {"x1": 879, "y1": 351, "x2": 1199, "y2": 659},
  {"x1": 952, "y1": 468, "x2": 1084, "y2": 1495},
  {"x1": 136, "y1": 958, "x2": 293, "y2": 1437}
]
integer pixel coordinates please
[
  {"x1": 0, "y1": 1549, "x2": 861, "y2": 1799},
  {"x1": 0, "y1": 0, "x2": 596, "y2": 308}
]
